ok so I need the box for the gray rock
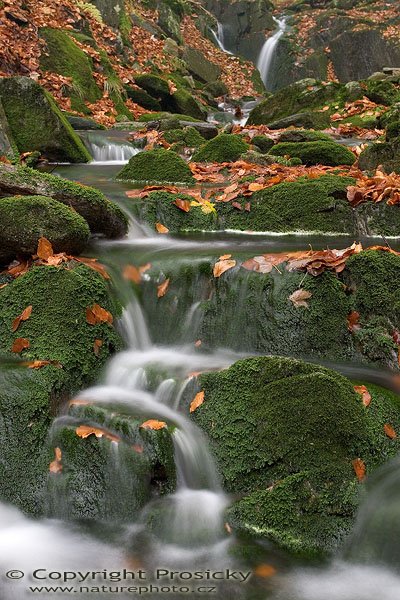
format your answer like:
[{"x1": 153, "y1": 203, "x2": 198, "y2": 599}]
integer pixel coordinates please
[
  {"x1": 182, "y1": 47, "x2": 221, "y2": 83},
  {"x1": 345, "y1": 81, "x2": 364, "y2": 102},
  {"x1": 67, "y1": 115, "x2": 105, "y2": 130},
  {"x1": 267, "y1": 111, "x2": 330, "y2": 130},
  {"x1": 368, "y1": 72, "x2": 389, "y2": 82}
]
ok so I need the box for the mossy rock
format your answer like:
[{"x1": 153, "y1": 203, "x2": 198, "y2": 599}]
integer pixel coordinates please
[
  {"x1": 0, "y1": 77, "x2": 91, "y2": 163},
  {"x1": 0, "y1": 164, "x2": 128, "y2": 239},
  {"x1": 192, "y1": 133, "x2": 249, "y2": 163},
  {"x1": 163, "y1": 127, "x2": 204, "y2": 147},
  {"x1": 277, "y1": 129, "x2": 333, "y2": 143},
  {"x1": 125, "y1": 86, "x2": 162, "y2": 111},
  {"x1": 0, "y1": 195, "x2": 90, "y2": 264},
  {"x1": 39, "y1": 28, "x2": 101, "y2": 113},
  {"x1": 204, "y1": 80, "x2": 228, "y2": 98},
  {"x1": 358, "y1": 138, "x2": 400, "y2": 174},
  {"x1": 182, "y1": 46, "x2": 221, "y2": 83},
  {"x1": 189, "y1": 356, "x2": 400, "y2": 555},
  {"x1": 365, "y1": 80, "x2": 400, "y2": 106},
  {"x1": 252, "y1": 135, "x2": 275, "y2": 153},
  {"x1": 265, "y1": 111, "x2": 331, "y2": 130},
  {"x1": 269, "y1": 141, "x2": 356, "y2": 166},
  {"x1": 116, "y1": 148, "x2": 195, "y2": 184},
  {"x1": 138, "y1": 111, "x2": 200, "y2": 123},
  {"x1": 135, "y1": 74, "x2": 171, "y2": 102},
  {"x1": 170, "y1": 88, "x2": 207, "y2": 120}
]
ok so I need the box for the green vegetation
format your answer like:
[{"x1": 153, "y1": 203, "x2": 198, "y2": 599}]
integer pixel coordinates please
[
  {"x1": 0, "y1": 195, "x2": 90, "y2": 263},
  {"x1": 269, "y1": 141, "x2": 356, "y2": 166},
  {"x1": 252, "y1": 135, "x2": 275, "y2": 153},
  {"x1": 192, "y1": 134, "x2": 249, "y2": 163},
  {"x1": 163, "y1": 127, "x2": 204, "y2": 147},
  {"x1": 117, "y1": 149, "x2": 195, "y2": 184}
]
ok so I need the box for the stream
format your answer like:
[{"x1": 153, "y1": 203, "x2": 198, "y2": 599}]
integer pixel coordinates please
[{"x1": 1, "y1": 129, "x2": 400, "y2": 599}]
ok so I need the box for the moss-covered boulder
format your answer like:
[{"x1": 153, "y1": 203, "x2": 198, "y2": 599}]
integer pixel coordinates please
[
  {"x1": 188, "y1": 356, "x2": 400, "y2": 555},
  {"x1": 277, "y1": 129, "x2": 333, "y2": 143},
  {"x1": 358, "y1": 138, "x2": 400, "y2": 174},
  {"x1": 192, "y1": 133, "x2": 249, "y2": 163},
  {"x1": 125, "y1": 85, "x2": 162, "y2": 111},
  {"x1": 252, "y1": 135, "x2": 275, "y2": 153},
  {"x1": 266, "y1": 111, "x2": 331, "y2": 130},
  {"x1": 0, "y1": 77, "x2": 91, "y2": 163},
  {"x1": 170, "y1": 88, "x2": 207, "y2": 120},
  {"x1": 39, "y1": 28, "x2": 102, "y2": 114},
  {"x1": 117, "y1": 148, "x2": 195, "y2": 184},
  {"x1": 135, "y1": 74, "x2": 172, "y2": 103},
  {"x1": 163, "y1": 127, "x2": 205, "y2": 148},
  {"x1": 0, "y1": 164, "x2": 128, "y2": 238},
  {"x1": 182, "y1": 46, "x2": 221, "y2": 83},
  {"x1": 269, "y1": 141, "x2": 356, "y2": 166},
  {"x1": 365, "y1": 80, "x2": 400, "y2": 106},
  {"x1": 0, "y1": 195, "x2": 90, "y2": 264}
]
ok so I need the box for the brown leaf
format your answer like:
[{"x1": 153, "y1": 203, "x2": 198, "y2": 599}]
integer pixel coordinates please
[
  {"x1": 37, "y1": 237, "x2": 54, "y2": 260},
  {"x1": 289, "y1": 289, "x2": 312, "y2": 308},
  {"x1": 354, "y1": 385, "x2": 371, "y2": 407},
  {"x1": 347, "y1": 311, "x2": 361, "y2": 332},
  {"x1": 254, "y1": 564, "x2": 277, "y2": 578},
  {"x1": 384, "y1": 423, "x2": 397, "y2": 439},
  {"x1": 157, "y1": 278, "x2": 170, "y2": 298},
  {"x1": 86, "y1": 304, "x2": 113, "y2": 325},
  {"x1": 140, "y1": 419, "x2": 167, "y2": 430},
  {"x1": 123, "y1": 264, "x2": 141, "y2": 284},
  {"x1": 76, "y1": 425, "x2": 119, "y2": 442},
  {"x1": 190, "y1": 391, "x2": 205, "y2": 413},
  {"x1": 248, "y1": 182, "x2": 264, "y2": 192},
  {"x1": 12, "y1": 338, "x2": 30, "y2": 353},
  {"x1": 93, "y1": 339, "x2": 103, "y2": 356},
  {"x1": 49, "y1": 447, "x2": 62, "y2": 474},
  {"x1": 12, "y1": 305, "x2": 32, "y2": 332},
  {"x1": 352, "y1": 458, "x2": 366, "y2": 482},
  {"x1": 213, "y1": 259, "x2": 236, "y2": 278},
  {"x1": 174, "y1": 198, "x2": 191, "y2": 212},
  {"x1": 156, "y1": 222, "x2": 169, "y2": 234},
  {"x1": 75, "y1": 257, "x2": 110, "y2": 280}
]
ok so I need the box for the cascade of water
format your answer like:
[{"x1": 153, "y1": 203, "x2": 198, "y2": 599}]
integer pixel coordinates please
[
  {"x1": 257, "y1": 16, "x2": 287, "y2": 89},
  {"x1": 80, "y1": 131, "x2": 140, "y2": 165},
  {"x1": 211, "y1": 22, "x2": 233, "y2": 54}
]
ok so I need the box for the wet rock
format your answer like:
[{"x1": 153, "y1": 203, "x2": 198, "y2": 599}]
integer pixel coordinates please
[
  {"x1": 266, "y1": 111, "x2": 330, "y2": 130},
  {"x1": 182, "y1": 47, "x2": 221, "y2": 83},
  {"x1": 0, "y1": 77, "x2": 91, "y2": 163},
  {"x1": 0, "y1": 195, "x2": 90, "y2": 264},
  {"x1": 67, "y1": 115, "x2": 106, "y2": 130}
]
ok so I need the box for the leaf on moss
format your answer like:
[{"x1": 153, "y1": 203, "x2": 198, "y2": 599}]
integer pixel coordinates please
[
  {"x1": 75, "y1": 425, "x2": 119, "y2": 442},
  {"x1": 354, "y1": 385, "x2": 371, "y2": 407},
  {"x1": 86, "y1": 304, "x2": 113, "y2": 325},
  {"x1": 174, "y1": 198, "x2": 191, "y2": 212},
  {"x1": 384, "y1": 423, "x2": 397, "y2": 439},
  {"x1": 37, "y1": 237, "x2": 54, "y2": 260},
  {"x1": 289, "y1": 289, "x2": 312, "y2": 308},
  {"x1": 352, "y1": 458, "x2": 366, "y2": 482},
  {"x1": 93, "y1": 339, "x2": 103, "y2": 356},
  {"x1": 156, "y1": 222, "x2": 169, "y2": 234},
  {"x1": 12, "y1": 305, "x2": 32, "y2": 332},
  {"x1": 12, "y1": 337, "x2": 30, "y2": 353},
  {"x1": 213, "y1": 259, "x2": 236, "y2": 278},
  {"x1": 140, "y1": 419, "x2": 167, "y2": 430},
  {"x1": 190, "y1": 391, "x2": 205, "y2": 413},
  {"x1": 347, "y1": 311, "x2": 361, "y2": 332}
]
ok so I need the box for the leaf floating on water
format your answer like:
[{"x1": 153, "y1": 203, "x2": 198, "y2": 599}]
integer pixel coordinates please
[
  {"x1": 347, "y1": 311, "x2": 361, "y2": 332},
  {"x1": 213, "y1": 259, "x2": 236, "y2": 278},
  {"x1": 12, "y1": 337, "x2": 30, "y2": 353},
  {"x1": 190, "y1": 391, "x2": 205, "y2": 413},
  {"x1": 12, "y1": 305, "x2": 32, "y2": 332},
  {"x1": 49, "y1": 447, "x2": 62, "y2": 474},
  {"x1": 254, "y1": 564, "x2": 277, "y2": 578},
  {"x1": 155, "y1": 222, "x2": 169, "y2": 234},
  {"x1": 157, "y1": 278, "x2": 170, "y2": 298},
  {"x1": 140, "y1": 419, "x2": 167, "y2": 430},
  {"x1": 93, "y1": 339, "x2": 103, "y2": 356},
  {"x1": 219, "y1": 254, "x2": 232, "y2": 261},
  {"x1": 352, "y1": 458, "x2": 366, "y2": 482},
  {"x1": 36, "y1": 237, "x2": 54, "y2": 260},
  {"x1": 86, "y1": 304, "x2": 113, "y2": 325},
  {"x1": 289, "y1": 289, "x2": 312, "y2": 308},
  {"x1": 354, "y1": 385, "x2": 371, "y2": 407},
  {"x1": 384, "y1": 423, "x2": 397, "y2": 439},
  {"x1": 123, "y1": 264, "x2": 141, "y2": 284}
]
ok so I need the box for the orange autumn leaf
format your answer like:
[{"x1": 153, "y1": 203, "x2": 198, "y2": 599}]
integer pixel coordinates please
[
  {"x1": 156, "y1": 222, "x2": 169, "y2": 234},
  {"x1": 384, "y1": 423, "x2": 397, "y2": 439},
  {"x1": 347, "y1": 311, "x2": 361, "y2": 332},
  {"x1": 213, "y1": 259, "x2": 236, "y2": 278},
  {"x1": 354, "y1": 385, "x2": 371, "y2": 407},
  {"x1": 49, "y1": 447, "x2": 62, "y2": 474},
  {"x1": 174, "y1": 198, "x2": 191, "y2": 212},
  {"x1": 75, "y1": 257, "x2": 110, "y2": 280},
  {"x1": 140, "y1": 419, "x2": 167, "y2": 430},
  {"x1": 75, "y1": 425, "x2": 119, "y2": 442},
  {"x1": 219, "y1": 254, "x2": 232, "y2": 260},
  {"x1": 12, "y1": 337, "x2": 30, "y2": 353},
  {"x1": 12, "y1": 305, "x2": 32, "y2": 332},
  {"x1": 254, "y1": 564, "x2": 277, "y2": 578},
  {"x1": 352, "y1": 458, "x2": 366, "y2": 482},
  {"x1": 248, "y1": 182, "x2": 264, "y2": 192},
  {"x1": 37, "y1": 237, "x2": 54, "y2": 260},
  {"x1": 157, "y1": 278, "x2": 170, "y2": 298},
  {"x1": 123, "y1": 264, "x2": 141, "y2": 284},
  {"x1": 190, "y1": 390, "x2": 205, "y2": 413},
  {"x1": 93, "y1": 339, "x2": 103, "y2": 356},
  {"x1": 86, "y1": 304, "x2": 113, "y2": 325}
]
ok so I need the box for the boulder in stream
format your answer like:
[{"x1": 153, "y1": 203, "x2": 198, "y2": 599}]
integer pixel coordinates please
[
  {"x1": 117, "y1": 148, "x2": 195, "y2": 184},
  {"x1": 192, "y1": 133, "x2": 249, "y2": 163},
  {"x1": 0, "y1": 77, "x2": 91, "y2": 163},
  {"x1": 269, "y1": 141, "x2": 356, "y2": 166}
]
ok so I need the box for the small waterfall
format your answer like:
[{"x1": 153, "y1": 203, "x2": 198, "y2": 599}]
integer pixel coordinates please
[
  {"x1": 80, "y1": 131, "x2": 140, "y2": 165},
  {"x1": 211, "y1": 22, "x2": 233, "y2": 55},
  {"x1": 257, "y1": 16, "x2": 287, "y2": 90}
]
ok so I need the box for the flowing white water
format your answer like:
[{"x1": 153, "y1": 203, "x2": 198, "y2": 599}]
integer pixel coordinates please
[
  {"x1": 257, "y1": 16, "x2": 287, "y2": 89},
  {"x1": 211, "y1": 22, "x2": 233, "y2": 55},
  {"x1": 80, "y1": 131, "x2": 140, "y2": 165}
]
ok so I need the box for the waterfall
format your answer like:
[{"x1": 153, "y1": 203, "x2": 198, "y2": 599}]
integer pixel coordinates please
[
  {"x1": 79, "y1": 131, "x2": 140, "y2": 165},
  {"x1": 211, "y1": 22, "x2": 233, "y2": 55},
  {"x1": 257, "y1": 16, "x2": 287, "y2": 90}
]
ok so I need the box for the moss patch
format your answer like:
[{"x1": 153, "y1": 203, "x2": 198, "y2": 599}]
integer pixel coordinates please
[
  {"x1": 192, "y1": 134, "x2": 249, "y2": 163},
  {"x1": 269, "y1": 141, "x2": 356, "y2": 166},
  {"x1": 117, "y1": 148, "x2": 195, "y2": 184}
]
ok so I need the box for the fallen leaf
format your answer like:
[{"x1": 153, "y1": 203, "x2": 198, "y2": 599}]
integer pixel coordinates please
[
  {"x1": 123, "y1": 264, "x2": 141, "y2": 284},
  {"x1": 76, "y1": 425, "x2": 119, "y2": 442},
  {"x1": 354, "y1": 385, "x2": 371, "y2": 407},
  {"x1": 12, "y1": 305, "x2": 32, "y2": 332},
  {"x1": 140, "y1": 419, "x2": 167, "y2": 430},
  {"x1": 174, "y1": 198, "x2": 191, "y2": 212},
  {"x1": 49, "y1": 447, "x2": 62, "y2": 474},
  {"x1": 37, "y1": 237, "x2": 53, "y2": 260},
  {"x1": 156, "y1": 222, "x2": 169, "y2": 234},
  {"x1": 86, "y1": 304, "x2": 113, "y2": 325},
  {"x1": 213, "y1": 259, "x2": 236, "y2": 278},
  {"x1": 190, "y1": 391, "x2": 205, "y2": 413},
  {"x1": 248, "y1": 182, "x2": 264, "y2": 192},
  {"x1": 93, "y1": 339, "x2": 103, "y2": 356},
  {"x1": 157, "y1": 278, "x2": 170, "y2": 298},
  {"x1": 384, "y1": 423, "x2": 397, "y2": 439},
  {"x1": 347, "y1": 311, "x2": 361, "y2": 332},
  {"x1": 289, "y1": 289, "x2": 312, "y2": 308},
  {"x1": 12, "y1": 338, "x2": 30, "y2": 353},
  {"x1": 255, "y1": 564, "x2": 277, "y2": 578},
  {"x1": 352, "y1": 458, "x2": 366, "y2": 482},
  {"x1": 219, "y1": 254, "x2": 232, "y2": 260}
]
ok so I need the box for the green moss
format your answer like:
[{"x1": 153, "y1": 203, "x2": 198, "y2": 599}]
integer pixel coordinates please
[
  {"x1": 135, "y1": 74, "x2": 171, "y2": 102},
  {"x1": 192, "y1": 134, "x2": 249, "y2": 163},
  {"x1": 277, "y1": 129, "x2": 334, "y2": 143},
  {"x1": 0, "y1": 164, "x2": 128, "y2": 238},
  {"x1": 0, "y1": 195, "x2": 90, "y2": 263},
  {"x1": 117, "y1": 148, "x2": 195, "y2": 184},
  {"x1": 252, "y1": 135, "x2": 275, "y2": 153},
  {"x1": 365, "y1": 80, "x2": 400, "y2": 106},
  {"x1": 163, "y1": 126, "x2": 204, "y2": 147},
  {"x1": 269, "y1": 141, "x2": 356, "y2": 166},
  {"x1": 358, "y1": 139, "x2": 400, "y2": 174},
  {"x1": 138, "y1": 112, "x2": 200, "y2": 123},
  {"x1": 0, "y1": 77, "x2": 91, "y2": 163},
  {"x1": 119, "y1": 8, "x2": 132, "y2": 46},
  {"x1": 170, "y1": 88, "x2": 207, "y2": 120},
  {"x1": 125, "y1": 86, "x2": 162, "y2": 111},
  {"x1": 39, "y1": 28, "x2": 101, "y2": 113}
]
